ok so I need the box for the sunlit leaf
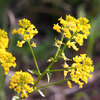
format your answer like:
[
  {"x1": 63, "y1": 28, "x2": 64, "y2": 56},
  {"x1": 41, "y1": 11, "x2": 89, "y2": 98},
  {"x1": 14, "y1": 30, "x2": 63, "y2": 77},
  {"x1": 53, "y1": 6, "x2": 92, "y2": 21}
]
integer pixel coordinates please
[
  {"x1": 28, "y1": 69, "x2": 39, "y2": 76},
  {"x1": 36, "y1": 89, "x2": 45, "y2": 97}
]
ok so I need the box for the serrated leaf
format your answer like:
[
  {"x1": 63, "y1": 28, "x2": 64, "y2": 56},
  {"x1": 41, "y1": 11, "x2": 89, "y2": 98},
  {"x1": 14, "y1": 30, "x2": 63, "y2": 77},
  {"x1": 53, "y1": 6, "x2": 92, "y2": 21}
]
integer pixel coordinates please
[
  {"x1": 37, "y1": 89, "x2": 45, "y2": 97},
  {"x1": 28, "y1": 69, "x2": 39, "y2": 76},
  {"x1": 46, "y1": 72, "x2": 52, "y2": 83}
]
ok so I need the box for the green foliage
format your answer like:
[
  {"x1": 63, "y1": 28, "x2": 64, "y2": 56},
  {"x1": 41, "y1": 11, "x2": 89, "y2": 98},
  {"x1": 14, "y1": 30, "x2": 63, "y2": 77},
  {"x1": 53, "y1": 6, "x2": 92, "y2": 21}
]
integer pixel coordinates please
[
  {"x1": 0, "y1": 66, "x2": 5, "y2": 100},
  {"x1": 87, "y1": 15, "x2": 100, "y2": 56}
]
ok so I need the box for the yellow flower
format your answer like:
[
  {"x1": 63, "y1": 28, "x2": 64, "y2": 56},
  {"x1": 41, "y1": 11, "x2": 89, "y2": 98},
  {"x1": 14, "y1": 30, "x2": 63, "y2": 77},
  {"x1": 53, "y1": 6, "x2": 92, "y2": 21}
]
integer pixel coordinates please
[
  {"x1": 53, "y1": 23, "x2": 61, "y2": 33},
  {"x1": 63, "y1": 62, "x2": 69, "y2": 68},
  {"x1": 77, "y1": 17, "x2": 91, "y2": 34},
  {"x1": 9, "y1": 71, "x2": 34, "y2": 98},
  {"x1": 67, "y1": 81, "x2": 72, "y2": 88},
  {"x1": 0, "y1": 29, "x2": 9, "y2": 49},
  {"x1": 31, "y1": 42, "x2": 36, "y2": 47},
  {"x1": 64, "y1": 71, "x2": 68, "y2": 78},
  {"x1": 54, "y1": 39, "x2": 63, "y2": 48},
  {"x1": 58, "y1": 17, "x2": 67, "y2": 26},
  {"x1": 17, "y1": 28, "x2": 25, "y2": 35},
  {"x1": 0, "y1": 49, "x2": 16, "y2": 75},
  {"x1": 70, "y1": 54, "x2": 94, "y2": 88},
  {"x1": 12, "y1": 18, "x2": 38, "y2": 47},
  {"x1": 19, "y1": 18, "x2": 31, "y2": 28},
  {"x1": 12, "y1": 29, "x2": 17, "y2": 34},
  {"x1": 67, "y1": 41, "x2": 79, "y2": 51},
  {"x1": 17, "y1": 40, "x2": 25, "y2": 47},
  {"x1": 53, "y1": 15, "x2": 91, "y2": 50}
]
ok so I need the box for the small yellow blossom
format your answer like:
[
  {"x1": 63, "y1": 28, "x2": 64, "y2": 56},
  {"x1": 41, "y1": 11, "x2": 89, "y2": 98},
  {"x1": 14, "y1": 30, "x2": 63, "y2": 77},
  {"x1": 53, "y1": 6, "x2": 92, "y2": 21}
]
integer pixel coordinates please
[
  {"x1": 56, "y1": 40, "x2": 63, "y2": 45},
  {"x1": 53, "y1": 23, "x2": 61, "y2": 33},
  {"x1": 63, "y1": 62, "x2": 69, "y2": 68},
  {"x1": 54, "y1": 39, "x2": 63, "y2": 48},
  {"x1": 19, "y1": 18, "x2": 31, "y2": 28},
  {"x1": 71, "y1": 43, "x2": 79, "y2": 51},
  {"x1": 9, "y1": 71, "x2": 34, "y2": 98},
  {"x1": 58, "y1": 17, "x2": 67, "y2": 26},
  {"x1": 67, "y1": 81, "x2": 72, "y2": 88},
  {"x1": 31, "y1": 42, "x2": 36, "y2": 47},
  {"x1": 64, "y1": 71, "x2": 68, "y2": 78},
  {"x1": 17, "y1": 28, "x2": 25, "y2": 35},
  {"x1": 17, "y1": 40, "x2": 25, "y2": 47},
  {"x1": 0, "y1": 29, "x2": 9, "y2": 49},
  {"x1": 12, "y1": 29, "x2": 17, "y2": 34},
  {"x1": 67, "y1": 41, "x2": 79, "y2": 51}
]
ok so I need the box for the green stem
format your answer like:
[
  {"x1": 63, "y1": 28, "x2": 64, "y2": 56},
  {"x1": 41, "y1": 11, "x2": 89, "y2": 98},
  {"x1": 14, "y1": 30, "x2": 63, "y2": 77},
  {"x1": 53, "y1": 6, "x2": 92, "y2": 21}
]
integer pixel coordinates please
[
  {"x1": 33, "y1": 43, "x2": 68, "y2": 88},
  {"x1": 27, "y1": 41, "x2": 41, "y2": 75},
  {"x1": 33, "y1": 32, "x2": 76, "y2": 88},
  {"x1": 49, "y1": 67, "x2": 75, "y2": 72},
  {"x1": 36, "y1": 78, "x2": 71, "y2": 89},
  {"x1": 18, "y1": 94, "x2": 22, "y2": 100},
  {"x1": 55, "y1": 33, "x2": 64, "y2": 57}
]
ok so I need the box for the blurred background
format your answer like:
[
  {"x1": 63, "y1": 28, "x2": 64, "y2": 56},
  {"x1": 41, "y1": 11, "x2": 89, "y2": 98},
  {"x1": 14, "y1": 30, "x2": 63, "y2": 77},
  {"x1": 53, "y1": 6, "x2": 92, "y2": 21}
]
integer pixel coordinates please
[{"x1": 0, "y1": 0, "x2": 100, "y2": 100}]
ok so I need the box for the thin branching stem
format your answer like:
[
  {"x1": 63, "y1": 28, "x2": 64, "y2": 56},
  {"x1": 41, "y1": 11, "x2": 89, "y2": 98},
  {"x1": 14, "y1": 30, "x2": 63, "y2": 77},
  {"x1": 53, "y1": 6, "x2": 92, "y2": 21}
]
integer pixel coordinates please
[
  {"x1": 55, "y1": 32, "x2": 65, "y2": 57},
  {"x1": 33, "y1": 32, "x2": 76, "y2": 88},
  {"x1": 27, "y1": 41, "x2": 41, "y2": 75},
  {"x1": 36, "y1": 78, "x2": 71, "y2": 89}
]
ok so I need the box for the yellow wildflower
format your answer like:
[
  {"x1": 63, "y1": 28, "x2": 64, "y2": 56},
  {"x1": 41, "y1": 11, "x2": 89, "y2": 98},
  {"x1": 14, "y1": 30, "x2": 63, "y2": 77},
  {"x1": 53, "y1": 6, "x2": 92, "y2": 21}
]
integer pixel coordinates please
[
  {"x1": 17, "y1": 40, "x2": 25, "y2": 47},
  {"x1": 64, "y1": 71, "x2": 68, "y2": 78},
  {"x1": 53, "y1": 23, "x2": 61, "y2": 33},
  {"x1": 31, "y1": 42, "x2": 36, "y2": 47},
  {"x1": 12, "y1": 29, "x2": 17, "y2": 34},
  {"x1": 0, "y1": 49, "x2": 16, "y2": 74},
  {"x1": 67, "y1": 41, "x2": 79, "y2": 51},
  {"x1": 70, "y1": 54, "x2": 94, "y2": 88},
  {"x1": 63, "y1": 62, "x2": 69, "y2": 68},
  {"x1": 19, "y1": 18, "x2": 31, "y2": 28},
  {"x1": 54, "y1": 39, "x2": 63, "y2": 48},
  {"x1": 67, "y1": 81, "x2": 72, "y2": 88},
  {"x1": 12, "y1": 18, "x2": 38, "y2": 47},
  {"x1": 53, "y1": 15, "x2": 91, "y2": 50},
  {"x1": 58, "y1": 17, "x2": 67, "y2": 26},
  {"x1": 9, "y1": 71, "x2": 34, "y2": 98},
  {"x1": 0, "y1": 29, "x2": 9, "y2": 49},
  {"x1": 17, "y1": 28, "x2": 25, "y2": 35}
]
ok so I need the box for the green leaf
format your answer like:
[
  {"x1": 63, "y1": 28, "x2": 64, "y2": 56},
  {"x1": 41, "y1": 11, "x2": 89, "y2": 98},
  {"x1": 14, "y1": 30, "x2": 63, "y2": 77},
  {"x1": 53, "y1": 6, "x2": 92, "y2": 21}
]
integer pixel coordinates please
[
  {"x1": 28, "y1": 69, "x2": 39, "y2": 76},
  {"x1": 46, "y1": 72, "x2": 52, "y2": 83},
  {"x1": 36, "y1": 89, "x2": 45, "y2": 97}
]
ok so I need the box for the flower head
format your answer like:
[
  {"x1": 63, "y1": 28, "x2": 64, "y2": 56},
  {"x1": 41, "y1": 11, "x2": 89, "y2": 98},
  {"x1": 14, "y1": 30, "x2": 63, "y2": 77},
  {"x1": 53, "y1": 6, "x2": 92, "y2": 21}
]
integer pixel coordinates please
[
  {"x1": 12, "y1": 18, "x2": 38, "y2": 47},
  {"x1": 9, "y1": 71, "x2": 34, "y2": 98},
  {"x1": 70, "y1": 54, "x2": 94, "y2": 88},
  {"x1": 0, "y1": 29, "x2": 9, "y2": 49},
  {"x1": 0, "y1": 29, "x2": 16, "y2": 74},
  {"x1": 0, "y1": 49, "x2": 16, "y2": 74},
  {"x1": 53, "y1": 15, "x2": 91, "y2": 51}
]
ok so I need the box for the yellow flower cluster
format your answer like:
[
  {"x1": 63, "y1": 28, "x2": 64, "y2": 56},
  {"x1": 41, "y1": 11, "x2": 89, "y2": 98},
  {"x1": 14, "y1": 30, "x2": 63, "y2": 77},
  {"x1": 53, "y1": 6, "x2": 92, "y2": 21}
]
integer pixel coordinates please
[
  {"x1": 66, "y1": 54, "x2": 94, "y2": 88},
  {"x1": 0, "y1": 49, "x2": 16, "y2": 74},
  {"x1": 0, "y1": 29, "x2": 9, "y2": 49},
  {"x1": 12, "y1": 18, "x2": 38, "y2": 47},
  {"x1": 0, "y1": 29, "x2": 16, "y2": 74},
  {"x1": 9, "y1": 71, "x2": 34, "y2": 98},
  {"x1": 53, "y1": 15, "x2": 91, "y2": 51}
]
